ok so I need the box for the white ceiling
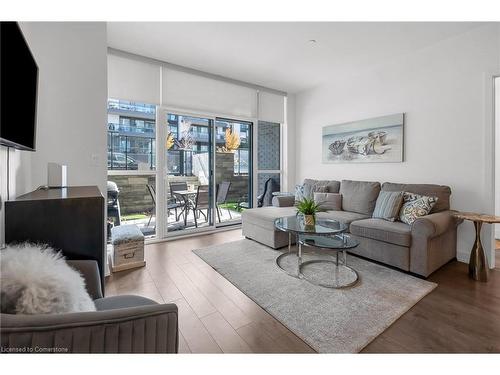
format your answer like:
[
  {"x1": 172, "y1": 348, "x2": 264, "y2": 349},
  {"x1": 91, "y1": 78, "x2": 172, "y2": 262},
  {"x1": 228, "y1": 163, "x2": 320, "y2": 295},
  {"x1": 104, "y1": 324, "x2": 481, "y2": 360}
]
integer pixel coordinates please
[{"x1": 107, "y1": 22, "x2": 485, "y2": 93}]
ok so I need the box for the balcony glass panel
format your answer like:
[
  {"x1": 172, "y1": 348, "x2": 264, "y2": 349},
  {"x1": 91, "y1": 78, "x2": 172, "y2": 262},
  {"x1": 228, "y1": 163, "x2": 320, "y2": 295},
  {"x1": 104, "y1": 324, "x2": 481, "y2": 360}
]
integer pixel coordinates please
[{"x1": 107, "y1": 99, "x2": 157, "y2": 239}]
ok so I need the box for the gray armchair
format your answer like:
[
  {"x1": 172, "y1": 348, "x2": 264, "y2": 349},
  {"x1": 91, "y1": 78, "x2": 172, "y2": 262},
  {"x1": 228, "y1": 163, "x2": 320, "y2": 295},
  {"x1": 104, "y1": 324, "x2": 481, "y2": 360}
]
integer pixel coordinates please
[{"x1": 1, "y1": 260, "x2": 179, "y2": 353}]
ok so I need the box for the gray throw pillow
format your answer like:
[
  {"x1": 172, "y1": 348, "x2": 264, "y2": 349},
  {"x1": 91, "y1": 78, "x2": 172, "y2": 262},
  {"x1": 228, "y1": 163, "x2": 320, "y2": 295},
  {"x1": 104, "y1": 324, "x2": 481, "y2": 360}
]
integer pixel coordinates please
[
  {"x1": 314, "y1": 192, "x2": 342, "y2": 211},
  {"x1": 372, "y1": 191, "x2": 404, "y2": 222}
]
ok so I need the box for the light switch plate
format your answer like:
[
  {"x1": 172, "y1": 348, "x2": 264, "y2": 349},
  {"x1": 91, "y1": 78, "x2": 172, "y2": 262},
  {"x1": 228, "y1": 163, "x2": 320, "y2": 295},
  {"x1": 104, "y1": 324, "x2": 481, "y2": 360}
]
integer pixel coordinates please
[{"x1": 90, "y1": 153, "x2": 100, "y2": 166}]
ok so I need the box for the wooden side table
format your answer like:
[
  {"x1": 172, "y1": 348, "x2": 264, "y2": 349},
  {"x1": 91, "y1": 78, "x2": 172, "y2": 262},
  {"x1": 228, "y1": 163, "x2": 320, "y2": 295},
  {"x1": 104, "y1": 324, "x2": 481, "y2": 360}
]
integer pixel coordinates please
[{"x1": 453, "y1": 212, "x2": 500, "y2": 282}]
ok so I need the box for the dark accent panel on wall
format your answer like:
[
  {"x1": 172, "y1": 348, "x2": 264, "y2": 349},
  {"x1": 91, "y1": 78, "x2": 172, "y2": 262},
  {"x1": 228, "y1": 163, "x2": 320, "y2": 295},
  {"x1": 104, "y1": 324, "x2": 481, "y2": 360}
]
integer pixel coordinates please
[{"x1": 5, "y1": 186, "x2": 105, "y2": 294}]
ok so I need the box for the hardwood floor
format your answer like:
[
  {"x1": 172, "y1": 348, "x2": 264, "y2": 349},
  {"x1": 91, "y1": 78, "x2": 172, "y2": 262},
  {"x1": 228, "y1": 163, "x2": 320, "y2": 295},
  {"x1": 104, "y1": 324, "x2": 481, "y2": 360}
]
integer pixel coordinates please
[{"x1": 105, "y1": 229, "x2": 500, "y2": 353}]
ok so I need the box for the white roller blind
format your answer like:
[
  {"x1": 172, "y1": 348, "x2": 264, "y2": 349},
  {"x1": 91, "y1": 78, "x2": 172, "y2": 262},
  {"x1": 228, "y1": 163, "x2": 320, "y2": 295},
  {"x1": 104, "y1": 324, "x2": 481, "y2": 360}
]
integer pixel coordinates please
[
  {"x1": 108, "y1": 54, "x2": 161, "y2": 104},
  {"x1": 162, "y1": 67, "x2": 257, "y2": 118},
  {"x1": 258, "y1": 91, "x2": 285, "y2": 123}
]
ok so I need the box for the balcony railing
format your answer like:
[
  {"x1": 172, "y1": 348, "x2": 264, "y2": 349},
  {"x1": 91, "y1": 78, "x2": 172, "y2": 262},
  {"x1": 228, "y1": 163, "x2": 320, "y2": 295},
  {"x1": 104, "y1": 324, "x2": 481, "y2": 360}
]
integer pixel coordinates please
[
  {"x1": 108, "y1": 99, "x2": 156, "y2": 114},
  {"x1": 108, "y1": 132, "x2": 156, "y2": 171},
  {"x1": 107, "y1": 125, "x2": 249, "y2": 174},
  {"x1": 108, "y1": 123, "x2": 155, "y2": 136}
]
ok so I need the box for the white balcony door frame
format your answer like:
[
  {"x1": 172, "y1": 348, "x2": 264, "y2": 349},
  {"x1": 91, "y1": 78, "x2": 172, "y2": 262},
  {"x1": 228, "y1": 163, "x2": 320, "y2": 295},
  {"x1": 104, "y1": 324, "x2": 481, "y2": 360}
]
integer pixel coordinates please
[
  {"x1": 155, "y1": 105, "x2": 257, "y2": 239},
  {"x1": 155, "y1": 106, "x2": 167, "y2": 239}
]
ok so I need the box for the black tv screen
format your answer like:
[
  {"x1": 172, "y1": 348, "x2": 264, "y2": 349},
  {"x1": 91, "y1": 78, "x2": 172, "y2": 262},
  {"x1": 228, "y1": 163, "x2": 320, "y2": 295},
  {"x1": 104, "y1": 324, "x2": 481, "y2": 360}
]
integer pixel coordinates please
[{"x1": 0, "y1": 22, "x2": 38, "y2": 151}]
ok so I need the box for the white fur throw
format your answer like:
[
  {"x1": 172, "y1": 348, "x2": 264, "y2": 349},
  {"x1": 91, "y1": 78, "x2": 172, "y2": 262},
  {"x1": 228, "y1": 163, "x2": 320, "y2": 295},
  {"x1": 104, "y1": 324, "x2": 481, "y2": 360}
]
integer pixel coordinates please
[{"x1": 0, "y1": 243, "x2": 96, "y2": 314}]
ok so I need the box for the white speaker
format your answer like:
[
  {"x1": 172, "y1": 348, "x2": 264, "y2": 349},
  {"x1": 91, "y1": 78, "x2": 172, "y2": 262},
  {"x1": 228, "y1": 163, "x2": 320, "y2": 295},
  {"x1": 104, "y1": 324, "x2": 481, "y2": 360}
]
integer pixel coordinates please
[{"x1": 47, "y1": 163, "x2": 68, "y2": 188}]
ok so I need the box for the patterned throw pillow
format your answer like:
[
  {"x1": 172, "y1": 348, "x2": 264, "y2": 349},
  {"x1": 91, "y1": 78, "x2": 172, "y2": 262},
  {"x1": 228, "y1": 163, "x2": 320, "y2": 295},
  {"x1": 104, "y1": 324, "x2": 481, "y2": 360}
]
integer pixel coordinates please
[
  {"x1": 302, "y1": 183, "x2": 328, "y2": 200},
  {"x1": 295, "y1": 184, "x2": 305, "y2": 203},
  {"x1": 399, "y1": 192, "x2": 438, "y2": 225},
  {"x1": 372, "y1": 191, "x2": 404, "y2": 222}
]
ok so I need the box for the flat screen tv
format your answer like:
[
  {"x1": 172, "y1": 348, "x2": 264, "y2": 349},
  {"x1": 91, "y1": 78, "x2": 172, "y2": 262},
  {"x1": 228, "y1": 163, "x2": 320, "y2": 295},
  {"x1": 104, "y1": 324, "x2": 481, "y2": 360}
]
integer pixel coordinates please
[{"x1": 0, "y1": 22, "x2": 38, "y2": 151}]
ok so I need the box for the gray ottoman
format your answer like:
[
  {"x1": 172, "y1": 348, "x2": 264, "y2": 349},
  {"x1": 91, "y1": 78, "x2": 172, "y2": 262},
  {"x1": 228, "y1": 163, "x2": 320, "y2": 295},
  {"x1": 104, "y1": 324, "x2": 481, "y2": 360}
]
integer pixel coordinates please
[{"x1": 241, "y1": 206, "x2": 297, "y2": 249}]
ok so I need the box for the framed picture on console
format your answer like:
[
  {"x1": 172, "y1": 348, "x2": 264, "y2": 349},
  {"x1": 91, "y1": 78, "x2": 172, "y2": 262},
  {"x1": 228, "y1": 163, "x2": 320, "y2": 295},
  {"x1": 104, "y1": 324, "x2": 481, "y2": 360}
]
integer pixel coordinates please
[{"x1": 322, "y1": 113, "x2": 404, "y2": 163}]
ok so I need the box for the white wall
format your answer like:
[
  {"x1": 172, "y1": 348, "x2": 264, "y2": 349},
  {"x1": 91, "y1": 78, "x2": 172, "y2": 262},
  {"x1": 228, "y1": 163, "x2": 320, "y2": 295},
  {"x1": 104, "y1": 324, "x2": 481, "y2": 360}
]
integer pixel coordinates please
[
  {"x1": 284, "y1": 94, "x2": 296, "y2": 192},
  {"x1": 495, "y1": 77, "x2": 500, "y2": 240},
  {"x1": 295, "y1": 24, "x2": 500, "y2": 265},
  {"x1": 0, "y1": 22, "x2": 107, "y2": 246},
  {"x1": 0, "y1": 148, "x2": 31, "y2": 245}
]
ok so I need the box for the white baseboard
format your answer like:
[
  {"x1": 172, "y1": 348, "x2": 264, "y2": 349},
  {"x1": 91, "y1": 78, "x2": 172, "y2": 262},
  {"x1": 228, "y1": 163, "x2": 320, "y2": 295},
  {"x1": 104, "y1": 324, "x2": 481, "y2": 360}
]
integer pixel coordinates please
[
  {"x1": 457, "y1": 250, "x2": 469, "y2": 264},
  {"x1": 457, "y1": 248, "x2": 497, "y2": 268}
]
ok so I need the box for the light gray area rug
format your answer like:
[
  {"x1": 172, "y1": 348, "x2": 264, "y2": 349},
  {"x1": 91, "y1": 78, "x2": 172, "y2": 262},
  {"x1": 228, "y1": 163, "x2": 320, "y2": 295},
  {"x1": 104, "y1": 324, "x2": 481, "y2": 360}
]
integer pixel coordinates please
[{"x1": 193, "y1": 239, "x2": 437, "y2": 353}]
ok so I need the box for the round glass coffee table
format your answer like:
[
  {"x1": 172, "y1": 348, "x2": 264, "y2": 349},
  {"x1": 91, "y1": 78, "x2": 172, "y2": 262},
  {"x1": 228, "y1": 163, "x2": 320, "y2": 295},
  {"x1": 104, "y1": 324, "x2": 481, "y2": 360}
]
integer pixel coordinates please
[
  {"x1": 274, "y1": 215, "x2": 359, "y2": 288},
  {"x1": 298, "y1": 234, "x2": 359, "y2": 289}
]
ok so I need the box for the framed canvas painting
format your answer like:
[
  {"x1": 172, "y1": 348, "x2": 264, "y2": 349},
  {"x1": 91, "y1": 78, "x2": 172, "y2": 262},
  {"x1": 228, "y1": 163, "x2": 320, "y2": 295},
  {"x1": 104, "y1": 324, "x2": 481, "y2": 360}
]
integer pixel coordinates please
[{"x1": 322, "y1": 113, "x2": 404, "y2": 163}]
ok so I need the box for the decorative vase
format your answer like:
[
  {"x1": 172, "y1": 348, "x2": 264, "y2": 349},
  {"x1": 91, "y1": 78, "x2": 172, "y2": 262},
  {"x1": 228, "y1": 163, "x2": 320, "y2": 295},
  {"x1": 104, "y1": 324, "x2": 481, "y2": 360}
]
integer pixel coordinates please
[{"x1": 304, "y1": 214, "x2": 315, "y2": 226}]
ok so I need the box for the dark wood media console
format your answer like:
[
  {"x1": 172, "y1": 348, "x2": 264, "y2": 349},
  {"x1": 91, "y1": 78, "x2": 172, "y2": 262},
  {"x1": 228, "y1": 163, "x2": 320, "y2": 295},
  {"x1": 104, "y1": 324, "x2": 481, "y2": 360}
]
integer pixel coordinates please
[{"x1": 5, "y1": 186, "x2": 106, "y2": 294}]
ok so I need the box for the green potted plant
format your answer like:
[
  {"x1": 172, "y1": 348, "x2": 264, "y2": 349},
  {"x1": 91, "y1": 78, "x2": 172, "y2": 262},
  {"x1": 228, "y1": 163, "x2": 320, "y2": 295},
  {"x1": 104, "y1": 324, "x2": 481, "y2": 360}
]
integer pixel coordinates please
[{"x1": 296, "y1": 198, "x2": 321, "y2": 226}]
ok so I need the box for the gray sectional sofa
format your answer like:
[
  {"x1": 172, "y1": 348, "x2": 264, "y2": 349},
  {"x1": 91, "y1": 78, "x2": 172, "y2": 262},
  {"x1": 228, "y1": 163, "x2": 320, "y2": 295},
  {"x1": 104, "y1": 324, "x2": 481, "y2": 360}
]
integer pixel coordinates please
[{"x1": 242, "y1": 179, "x2": 461, "y2": 277}]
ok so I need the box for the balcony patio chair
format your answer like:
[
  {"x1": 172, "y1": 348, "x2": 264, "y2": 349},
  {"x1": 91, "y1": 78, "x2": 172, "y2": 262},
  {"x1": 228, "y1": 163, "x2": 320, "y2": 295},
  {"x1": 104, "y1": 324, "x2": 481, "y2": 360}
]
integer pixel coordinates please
[
  {"x1": 216, "y1": 181, "x2": 232, "y2": 223},
  {"x1": 192, "y1": 185, "x2": 210, "y2": 228},
  {"x1": 147, "y1": 184, "x2": 182, "y2": 229},
  {"x1": 169, "y1": 181, "x2": 188, "y2": 222},
  {"x1": 146, "y1": 184, "x2": 156, "y2": 227}
]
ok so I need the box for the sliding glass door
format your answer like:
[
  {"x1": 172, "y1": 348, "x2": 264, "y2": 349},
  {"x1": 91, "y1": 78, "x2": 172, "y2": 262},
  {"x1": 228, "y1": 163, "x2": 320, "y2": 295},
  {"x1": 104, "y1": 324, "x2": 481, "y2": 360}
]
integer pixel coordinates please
[
  {"x1": 214, "y1": 118, "x2": 252, "y2": 227},
  {"x1": 105, "y1": 100, "x2": 256, "y2": 241},
  {"x1": 156, "y1": 109, "x2": 253, "y2": 237},
  {"x1": 163, "y1": 113, "x2": 214, "y2": 235}
]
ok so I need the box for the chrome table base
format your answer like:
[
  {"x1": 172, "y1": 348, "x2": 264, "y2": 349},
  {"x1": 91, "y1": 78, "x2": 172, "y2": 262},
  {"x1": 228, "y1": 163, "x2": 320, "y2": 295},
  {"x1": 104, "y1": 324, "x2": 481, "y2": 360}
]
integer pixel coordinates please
[
  {"x1": 275, "y1": 232, "x2": 359, "y2": 289},
  {"x1": 299, "y1": 251, "x2": 359, "y2": 289},
  {"x1": 275, "y1": 232, "x2": 300, "y2": 278}
]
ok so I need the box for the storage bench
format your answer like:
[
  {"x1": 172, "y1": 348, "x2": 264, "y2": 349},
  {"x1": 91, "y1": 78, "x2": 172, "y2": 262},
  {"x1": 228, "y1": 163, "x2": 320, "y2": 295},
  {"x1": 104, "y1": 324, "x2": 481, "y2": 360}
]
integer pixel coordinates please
[{"x1": 110, "y1": 224, "x2": 146, "y2": 272}]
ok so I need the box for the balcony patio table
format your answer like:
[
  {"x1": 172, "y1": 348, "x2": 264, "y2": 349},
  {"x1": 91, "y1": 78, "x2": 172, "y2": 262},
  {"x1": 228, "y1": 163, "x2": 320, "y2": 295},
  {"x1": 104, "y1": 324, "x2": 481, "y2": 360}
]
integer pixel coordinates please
[{"x1": 174, "y1": 189, "x2": 199, "y2": 226}]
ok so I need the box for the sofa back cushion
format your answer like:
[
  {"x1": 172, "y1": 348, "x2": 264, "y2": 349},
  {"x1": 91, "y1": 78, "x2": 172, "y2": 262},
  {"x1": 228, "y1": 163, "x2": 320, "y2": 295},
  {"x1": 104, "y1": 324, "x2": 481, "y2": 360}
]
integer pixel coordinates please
[
  {"x1": 303, "y1": 179, "x2": 341, "y2": 194},
  {"x1": 314, "y1": 192, "x2": 342, "y2": 211},
  {"x1": 339, "y1": 180, "x2": 381, "y2": 216},
  {"x1": 381, "y1": 182, "x2": 451, "y2": 213}
]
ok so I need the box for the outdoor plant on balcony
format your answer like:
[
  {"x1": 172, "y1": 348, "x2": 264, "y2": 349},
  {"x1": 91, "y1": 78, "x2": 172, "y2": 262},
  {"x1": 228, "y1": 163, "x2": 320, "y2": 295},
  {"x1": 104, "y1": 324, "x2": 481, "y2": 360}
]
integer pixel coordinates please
[
  {"x1": 216, "y1": 128, "x2": 241, "y2": 153},
  {"x1": 175, "y1": 121, "x2": 195, "y2": 150},
  {"x1": 166, "y1": 132, "x2": 175, "y2": 150}
]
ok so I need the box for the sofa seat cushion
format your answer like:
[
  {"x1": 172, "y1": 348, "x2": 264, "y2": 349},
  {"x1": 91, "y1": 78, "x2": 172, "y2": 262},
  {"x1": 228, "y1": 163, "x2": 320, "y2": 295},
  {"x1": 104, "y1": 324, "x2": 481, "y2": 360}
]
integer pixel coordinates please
[
  {"x1": 317, "y1": 210, "x2": 369, "y2": 226},
  {"x1": 94, "y1": 295, "x2": 158, "y2": 311},
  {"x1": 242, "y1": 206, "x2": 297, "y2": 229},
  {"x1": 350, "y1": 218, "x2": 411, "y2": 247}
]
